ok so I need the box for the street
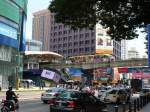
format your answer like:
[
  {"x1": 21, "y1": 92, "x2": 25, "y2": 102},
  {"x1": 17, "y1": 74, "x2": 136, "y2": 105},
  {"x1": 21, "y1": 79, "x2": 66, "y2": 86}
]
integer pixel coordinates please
[
  {"x1": 0, "y1": 91, "x2": 50, "y2": 112},
  {"x1": 19, "y1": 99, "x2": 49, "y2": 112},
  {"x1": 0, "y1": 91, "x2": 121, "y2": 112},
  {"x1": 0, "y1": 91, "x2": 148, "y2": 112}
]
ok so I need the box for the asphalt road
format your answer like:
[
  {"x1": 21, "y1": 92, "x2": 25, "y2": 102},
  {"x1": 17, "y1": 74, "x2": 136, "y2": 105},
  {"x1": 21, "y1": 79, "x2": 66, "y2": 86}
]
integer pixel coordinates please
[
  {"x1": 19, "y1": 99, "x2": 49, "y2": 112},
  {"x1": 0, "y1": 91, "x2": 130, "y2": 112},
  {"x1": 0, "y1": 91, "x2": 50, "y2": 112}
]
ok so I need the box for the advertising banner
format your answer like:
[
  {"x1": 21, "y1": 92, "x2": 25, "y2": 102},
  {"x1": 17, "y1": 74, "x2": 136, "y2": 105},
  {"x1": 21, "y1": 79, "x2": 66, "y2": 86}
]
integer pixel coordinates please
[
  {"x1": 128, "y1": 67, "x2": 150, "y2": 73},
  {"x1": 132, "y1": 73, "x2": 143, "y2": 79},
  {"x1": 93, "y1": 67, "x2": 112, "y2": 80},
  {"x1": 96, "y1": 24, "x2": 113, "y2": 55},
  {"x1": 65, "y1": 68, "x2": 82, "y2": 76},
  {"x1": 41, "y1": 69, "x2": 60, "y2": 83},
  {"x1": 118, "y1": 67, "x2": 128, "y2": 73}
]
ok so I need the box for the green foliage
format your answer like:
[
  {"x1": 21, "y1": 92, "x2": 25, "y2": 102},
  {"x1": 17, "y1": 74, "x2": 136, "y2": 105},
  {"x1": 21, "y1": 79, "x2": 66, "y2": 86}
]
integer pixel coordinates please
[{"x1": 49, "y1": 0, "x2": 150, "y2": 40}]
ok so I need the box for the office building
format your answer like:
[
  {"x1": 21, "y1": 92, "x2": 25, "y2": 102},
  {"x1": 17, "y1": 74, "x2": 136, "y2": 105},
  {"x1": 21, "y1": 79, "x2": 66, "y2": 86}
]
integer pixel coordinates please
[
  {"x1": 32, "y1": 9, "x2": 121, "y2": 59},
  {"x1": 0, "y1": 0, "x2": 27, "y2": 89},
  {"x1": 121, "y1": 40, "x2": 127, "y2": 60}
]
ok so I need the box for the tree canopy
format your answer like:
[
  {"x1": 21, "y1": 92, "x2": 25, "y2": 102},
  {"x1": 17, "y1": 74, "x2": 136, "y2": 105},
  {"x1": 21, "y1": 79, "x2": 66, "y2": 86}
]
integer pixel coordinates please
[{"x1": 49, "y1": 0, "x2": 150, "y2": 40}]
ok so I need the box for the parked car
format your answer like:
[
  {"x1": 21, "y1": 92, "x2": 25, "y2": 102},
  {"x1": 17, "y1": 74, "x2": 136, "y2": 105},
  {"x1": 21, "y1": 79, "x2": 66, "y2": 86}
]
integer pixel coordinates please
[
  {"x1": 41, "y1": 87, "x2": 65, "y2": 103},
  {"x1": 103, "y1": 88, "x2": 130, "y2": 103},
  {"x1": 50, "y1": 90, "x2": 106, "y2": 112},
  {"x1": 98, "y1": 86, "x2": 111, "y2": 97}
]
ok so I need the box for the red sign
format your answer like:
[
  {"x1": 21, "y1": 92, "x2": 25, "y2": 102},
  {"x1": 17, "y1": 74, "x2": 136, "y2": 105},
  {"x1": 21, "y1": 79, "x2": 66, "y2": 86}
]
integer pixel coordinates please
[
  {"x1": 118, "y1": 67, "x2": 128, "y2": 73},
  {"x1": 132, "y1": 73, "x2": 143, "y2": 79}
]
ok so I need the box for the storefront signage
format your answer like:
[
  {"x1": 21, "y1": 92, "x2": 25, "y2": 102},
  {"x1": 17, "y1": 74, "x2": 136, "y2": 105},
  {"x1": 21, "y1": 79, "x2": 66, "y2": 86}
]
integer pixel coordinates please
[{"x1": 0, "y1": 22, "x2": 17, "y2": 40}]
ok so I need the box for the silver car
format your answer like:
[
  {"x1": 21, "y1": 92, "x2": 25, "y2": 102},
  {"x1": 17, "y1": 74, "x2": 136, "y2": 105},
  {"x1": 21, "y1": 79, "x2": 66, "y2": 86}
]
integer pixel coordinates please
[{"x1": 41, "y1": 87, "x2": 65, "y2": 103}]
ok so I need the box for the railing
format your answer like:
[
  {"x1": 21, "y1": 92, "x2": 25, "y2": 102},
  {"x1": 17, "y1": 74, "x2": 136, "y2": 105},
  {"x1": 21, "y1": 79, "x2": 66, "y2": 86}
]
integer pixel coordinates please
[
  {"x1": 40, "y1": 58, "x2": 148, "y2": 69},
  {"x1": 102, "y1": 94, "x2": 150, "y2": 112}
]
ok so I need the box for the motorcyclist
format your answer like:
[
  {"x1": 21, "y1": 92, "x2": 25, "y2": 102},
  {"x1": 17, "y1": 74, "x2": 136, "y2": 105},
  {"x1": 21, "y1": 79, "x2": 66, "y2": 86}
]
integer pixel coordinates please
[{"x1": 6, "y1": 86, "x2": 18, "y2": 110}]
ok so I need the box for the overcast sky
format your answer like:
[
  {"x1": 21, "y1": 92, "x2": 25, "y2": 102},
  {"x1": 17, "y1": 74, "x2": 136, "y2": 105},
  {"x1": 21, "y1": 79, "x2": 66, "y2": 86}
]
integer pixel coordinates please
[{"x1": 26, "y1": 0, "x2": 147, "y2": 58}]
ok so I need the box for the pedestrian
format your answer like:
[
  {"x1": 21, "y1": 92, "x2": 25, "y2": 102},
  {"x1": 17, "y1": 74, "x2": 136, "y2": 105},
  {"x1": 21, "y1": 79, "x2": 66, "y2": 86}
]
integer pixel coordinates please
[{"x1": 94, "y1": 88, "x2": 99, "y2": 98}]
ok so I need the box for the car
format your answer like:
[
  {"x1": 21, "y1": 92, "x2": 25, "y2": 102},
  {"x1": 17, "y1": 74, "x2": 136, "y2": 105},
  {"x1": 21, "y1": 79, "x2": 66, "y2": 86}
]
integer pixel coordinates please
[
  {"x1": 41, "y1": 87, "x2": 65, "y2": 103},
  {"x1": 50, "y1": 90, "x2": 107, "y2": 112},
  {"x1": 103, "y1": 88, "x2": 130, "y2": 103},
  {"x1": 98, "y1": 86, "x2": 111, "y2": 97}
]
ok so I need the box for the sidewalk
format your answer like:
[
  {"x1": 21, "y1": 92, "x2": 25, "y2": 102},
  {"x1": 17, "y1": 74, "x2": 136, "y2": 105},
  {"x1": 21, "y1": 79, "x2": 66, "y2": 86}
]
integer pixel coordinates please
[
  {"x1": 0, "y1": 87, "x2": 48, "y2": 93},
  {"x1": 139, "y1": 103, "x2": 150, "y2": 112}
]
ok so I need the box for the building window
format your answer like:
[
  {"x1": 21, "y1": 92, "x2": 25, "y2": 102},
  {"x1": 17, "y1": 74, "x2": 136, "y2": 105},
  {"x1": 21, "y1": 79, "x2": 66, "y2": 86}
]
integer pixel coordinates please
[
  {"x1": 79, "y1": 34, "x2": 84, "y2": 39},
  {"x1": 79, "y1": 48, "x2": 84, "y2": 52},
  {"x1": 85, "y1": 47, "x2": 90, "y2": 52},
  {"x1": 73, "y1": 48, "x2": 78, "y2": 53},
  {"x1": 91, "y1": 32, "x2": 95, "y2": 37},
  {"x1": 68, "y1": 49, "x2": 72, "y2": 53},
  {"x1": 79, "y1": 41, "x2": 84, "y2": 46},
  {"x1": 53, "y1": 45, "x2": 57, "y2": 49},
  {"x1": 74, "y1": 42, "x2": 78, "y2": 46},
  {"x1": 63, "y1": 43, "x2": 67, "y2": 47},
  {"x1": 68, "y1": 42, "x2": 72, "y2": 47},
  {"x1": 91, "y1": 47, "x2": 95, "y2": 51},
  {"x1": 85, "y1": 33, "x2": 89, "y2": 38},
  {"x1": 63, "y1": 50, "x2": 67, "y2": 53},
  {"x1": 91, "y1": 39, "x2": 95, "y2": 44},
  {"x1": 59, "y1": 25, "x2": 62, "y2": 29},
  {"x1": 68, "y1": 36, "x2": 72, "y2": 41},
  {"x1": 58, "y1": 44, "x2": 62, "y2": 48},
  {"x1": 54, "y1": 32, "x2": 57, "y2": 36},
  {"x1": 68, "y1": 30, "x2": 72, "y2": 34},
  {"x1": 74, "y1": 35, "x2": 78, "y2": 40},
  {"x1": 58, "y1": 31, "x2": 62, "y2": 35},
  {"x1": 63, "y1": 30, "x2": 67, "y2": 34},
  {"x1": 51, "y1": 27, "x2": 53, "y2": 31},
  {"x1": 85, "y1": 40, "x2": 90, "y2": 44},
  {"x1": 54, "y1": 26, "x2": 57, "y2": 30},
  {"x1": 63, "y1": 37, "x2": 67, "y2": 41}
]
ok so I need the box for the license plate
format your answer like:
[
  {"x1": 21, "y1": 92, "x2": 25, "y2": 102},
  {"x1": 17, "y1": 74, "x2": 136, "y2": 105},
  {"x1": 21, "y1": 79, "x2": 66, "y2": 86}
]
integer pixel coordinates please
[{"x1": 46, "y1": 94, "x2": 51, "y2": 97}]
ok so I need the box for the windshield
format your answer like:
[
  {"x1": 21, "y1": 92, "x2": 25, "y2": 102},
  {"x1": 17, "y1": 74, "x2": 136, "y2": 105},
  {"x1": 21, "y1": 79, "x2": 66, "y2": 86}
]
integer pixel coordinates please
[
  {"x1": 58, "y1": 91, "x2": 78, "y2": 99},
  {"x1": 46, "y1": 88, "x2": 64, "y2": 92}
]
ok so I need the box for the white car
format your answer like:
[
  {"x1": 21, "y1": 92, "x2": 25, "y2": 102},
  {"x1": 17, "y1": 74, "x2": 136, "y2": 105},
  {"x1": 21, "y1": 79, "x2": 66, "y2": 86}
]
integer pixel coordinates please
[
  {"x1": 102, "y1": 88, "x2": 130, "y2": 103},
  {"x1": 98, "y1": 86, "x2": 111, "y2": 97},
  {"x1": 41, "y1": 87, "x2": 65, "y2": 103}
]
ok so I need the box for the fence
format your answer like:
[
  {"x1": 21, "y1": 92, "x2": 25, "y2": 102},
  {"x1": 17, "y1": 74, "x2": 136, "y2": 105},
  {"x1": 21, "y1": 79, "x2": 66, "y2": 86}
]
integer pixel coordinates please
[{"x1": 102, "y1": 94, "x2": 150, "y2": 112}]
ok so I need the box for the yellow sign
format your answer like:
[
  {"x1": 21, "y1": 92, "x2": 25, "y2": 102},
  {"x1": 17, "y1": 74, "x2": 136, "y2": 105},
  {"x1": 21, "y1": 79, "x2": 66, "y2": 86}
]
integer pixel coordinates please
[{"x1": 96, "y1": 49, "x2": 113, "y2": 54}]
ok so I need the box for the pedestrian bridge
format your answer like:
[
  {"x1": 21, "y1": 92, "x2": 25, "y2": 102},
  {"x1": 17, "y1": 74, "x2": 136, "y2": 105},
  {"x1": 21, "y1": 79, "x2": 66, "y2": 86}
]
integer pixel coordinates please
[{"x1": 40, "y1": 58, "x2": 148, "y2": 69}]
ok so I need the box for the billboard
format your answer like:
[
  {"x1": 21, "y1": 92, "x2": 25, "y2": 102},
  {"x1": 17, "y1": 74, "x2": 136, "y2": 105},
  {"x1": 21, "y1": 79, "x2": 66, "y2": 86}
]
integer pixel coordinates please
[
  {"x1": 65, "y1": 68, "x2": 83, "y2": 76},
  {"x1": 41, "y1": 69, "x2": 60, "y2": 83},
  {"x1": 96, "y1": 24, "x2": 113, "y2": 55}
]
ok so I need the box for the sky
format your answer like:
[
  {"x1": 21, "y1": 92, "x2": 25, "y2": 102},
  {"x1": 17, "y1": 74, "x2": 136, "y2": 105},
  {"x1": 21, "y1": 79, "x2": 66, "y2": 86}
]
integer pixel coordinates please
[{"x1": 26, "y1": 0, "x2": 147, "y2": 58}]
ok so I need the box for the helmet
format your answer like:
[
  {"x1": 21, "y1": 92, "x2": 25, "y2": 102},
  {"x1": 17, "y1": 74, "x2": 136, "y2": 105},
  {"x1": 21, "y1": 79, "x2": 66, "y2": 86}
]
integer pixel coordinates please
[{"x1": 8, "y1": 86, "x2": 12, "y2": 90}]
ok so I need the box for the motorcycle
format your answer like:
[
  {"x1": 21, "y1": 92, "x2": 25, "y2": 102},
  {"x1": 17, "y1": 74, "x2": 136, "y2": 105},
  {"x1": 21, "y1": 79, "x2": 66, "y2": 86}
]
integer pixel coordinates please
[{"x1": 1, "y1": 95, "x2": 19, "y2": 112}]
